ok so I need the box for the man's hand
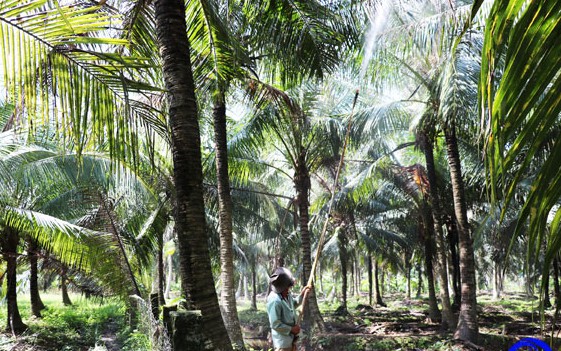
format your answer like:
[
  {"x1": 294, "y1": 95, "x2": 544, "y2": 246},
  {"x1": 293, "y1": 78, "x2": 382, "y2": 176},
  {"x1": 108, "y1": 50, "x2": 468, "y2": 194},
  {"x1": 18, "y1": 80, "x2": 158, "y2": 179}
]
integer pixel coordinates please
[
  {"x1": 300, "y1": 285, "x2": 313, "y2": 297},
  {"x1": 290, "y1": 325, "x2": 301, "y2": 335}
]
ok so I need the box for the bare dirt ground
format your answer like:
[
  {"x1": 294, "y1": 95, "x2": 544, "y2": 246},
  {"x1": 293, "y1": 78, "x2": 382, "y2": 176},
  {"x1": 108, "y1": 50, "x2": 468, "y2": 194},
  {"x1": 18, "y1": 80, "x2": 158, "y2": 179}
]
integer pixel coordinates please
[{"x1": 241, "y1": 292, "x2": 560, "y2": 351}]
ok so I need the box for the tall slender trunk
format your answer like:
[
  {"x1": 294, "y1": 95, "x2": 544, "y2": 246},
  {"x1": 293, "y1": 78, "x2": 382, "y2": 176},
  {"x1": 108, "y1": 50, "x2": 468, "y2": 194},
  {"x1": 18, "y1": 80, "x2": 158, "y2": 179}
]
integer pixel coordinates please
[
  {"x1": 61, "y1": 270, "x2": 72, "y2": 306},
  {"x1": 28, "y1": 239, "x2": 45, "y2": 317},
  {"x1": 319, "y1": 263, "x2": 324, "y2": 295},
  {"x1": 422, "y1": 136, "x2": 453, "y2": 329},
  {"x1": 492, "y1": 260, "x2": 504, "y2": 300},
  {"x1": 213, "y1": 91, "x2": 244, "y2": 348},
  {"x1": 525, "y1": 261, "x2": 535, "y2": 297},
  {"x1": 154, "y1": 1, "x2": 232, "y2": 349},
  {"x1": 165, "y1": 254, "x2": 173, "y2": 300},
  {"x1": 251, "y1": 259, "x2": 257, "y2": 310},
  {"x1": 244, "y1": 275, "x2": 250, "y2": 301},
  {"x1": 4, "y1": 228, "x2": 27, "y2": 333},
  {"x1": 445, "y1": 124, "x2": 478, "y2": 342},
  {"x1": 294, "y1": 152, "x2": 325, "y2": 332},
  {"x1": 544, "y1": 272, "x2": 552, "y2": 309},
  {"x1": 354, "y1": 258, "x2": 361, "y2": 297},
  {"x1": 381, "y1": 267, "x2": 385, "y2": 295},
  {"x1": 447, "y1": 220, "x2": 461, "y2": 310},
  {"x1": 405, "y1": 252, "x2": 412, "y2": 299},
  {"x1": 338, "y1": 226, "x2": 348, "y2": 313},
  {"x1": 421, "y1": 211, "x2": 441, "y2": 322},
  {"x1": 158, "y1": 230, "x2": 166, "y2": 306},
  {"x1": 235, "y1": 274, "x2": 243, "y2": 299},
  {"x1": 374, "y1": 260, "x2": 386, "y2": 307},
  {"x1": 416, "y1": 263, "x2": 423, "y2": 298},
  {"x1": 368, "y1": 254, "x2": 373, "y2": 306},
  {"x1": 349, "y1": 260, "x2": 354, "y2": 297}
]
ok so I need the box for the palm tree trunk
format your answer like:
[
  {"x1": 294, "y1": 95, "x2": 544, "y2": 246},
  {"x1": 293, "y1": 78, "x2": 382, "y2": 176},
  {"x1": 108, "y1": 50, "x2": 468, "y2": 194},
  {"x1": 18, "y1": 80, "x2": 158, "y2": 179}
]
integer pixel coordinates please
[
  {"x1": 3, "y1": 228, "x2": 27, "y2": 333},
  {"x1": 445, "y1": 123, "x2": 478, "y2": 342},
  {"x1": 422, "y1": 136, "x2": 454, "y2": 329},
  {"x1": 157, "y1": 231, "x2": 165, "y2": 306},
  {"x1": 338, "y1": 227, "x2": 348, "y2": 313},
  {"x1": 368, "y1": 254, "x2": 373, "y2": 306},
  {"x1": 354, "y1": 258, "x2": 361, "y2": 298},
  {"x1": 416, "y1": 263, "x2": 423, "y2": 299},
  {"x1": 28, "y1": 239, "x2": 45, "y2": 317},
  {"x1": 251, "y1": 258, "x2": 257, "y2": 310},
  {"x1": 61, "y1": 278, "x2": 72, "y2": 305},
  {"x1": 544, "y1": 272, "x2": 552, "y2": 308},
  {"x1": 165, "y1": 254, "x2": 173, "y2": 300},
  {"x1": 319, "y1": 262, "x2": 324, "y2": 296},
  {"x1": 154, "y1": 1, "x2": 232, "y2": 349},
  {"x1": 492, "y1": 259, "x2": 504, "y2": 300},
  {"x1": 421, "y1": 211, "x2": 441, "y2": 322},
  {"x1": 374, "y1": 260, "x2": 386, "y2": 307},
  {"x1": 213, "y1": 91, "x2": 245, "y2": 348},
  {"x1": 446, "y1": 220, "x2": 461, "y2": 310},
  {"x1": 294, "y1": 153, "x2": 325, "y2": 333},
  {"x1": 405, "y1": 252, "x2": 412, "y2": 299}
]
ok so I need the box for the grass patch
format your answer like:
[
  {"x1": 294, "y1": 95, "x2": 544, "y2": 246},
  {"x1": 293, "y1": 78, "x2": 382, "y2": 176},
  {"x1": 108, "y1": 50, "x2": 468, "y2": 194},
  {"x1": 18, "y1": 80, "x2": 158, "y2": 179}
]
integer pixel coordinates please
[{"x1": 0, "y1": 292, "x2": 141, "y2": 351}]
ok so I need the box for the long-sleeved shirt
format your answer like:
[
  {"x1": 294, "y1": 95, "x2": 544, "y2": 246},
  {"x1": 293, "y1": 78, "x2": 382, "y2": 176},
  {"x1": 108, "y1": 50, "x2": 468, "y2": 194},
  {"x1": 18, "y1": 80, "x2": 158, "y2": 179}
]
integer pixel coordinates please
[{"x1": 266, "y1": 291, "x2": 303, "y2": 349}]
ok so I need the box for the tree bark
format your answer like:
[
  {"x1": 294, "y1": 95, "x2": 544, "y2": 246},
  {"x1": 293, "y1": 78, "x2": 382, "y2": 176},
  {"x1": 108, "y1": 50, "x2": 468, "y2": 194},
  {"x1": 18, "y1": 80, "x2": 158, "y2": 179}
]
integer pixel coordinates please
[
  {"x1": 422, "y1": 136, "x2": 454, "y2": 329},
  {"x1": 544, "y1": 272, "x2": 552, "y2": 309},
  {"x1": 421, "y1": 210, "x2": 441, "y2": 322},
  {"x1": 405, "y1": 251, "x2": 412, "y2": 299},
  {"x1": 446, "y1": 219, "x2": 461, "y2": 310},
  {"x1": 154, "y1": 1, "x2": 232, "y2": 349},
  {"x1": 28, "y1": 239, "x2": 45, "y2": 318},
  {"x1": 445, "y1": 124, "x2": 478, "y2": 342},
  {"x1": 165, "y1": 253, "x2": 173, "y2": 300},
  {"x1": 416, "y1": 263, "x2": 423, "y2": 299},
  {"x1": 158, "y1": 230, "x2": 166, "y2": 307},
  {"x1": 354, "y1": 257, "x2": 361, "y2": 298},
  {"x1": 294, "y1": 150, "x2": 325, "y2": 333},
  {"x1": 338, "y1": 226, "x2": 348, "y2": 313},
  {"x1": 368, "y1": 254, "x2": 373, "y2": 306},
  {"x1": 3, "y1": 228, "x2": 27, "y2": 333},
  {"x1": 244, "y1": 275, "x2": 250, "y2": 301},
  {"x1": 61, "y1": 273, "x2": 72, "y2": 306},
  {"x1": 492, "y1": 260, "x2": 504, "y2": 300},
  {"x1": 374, "y1": 260, "x2": 386, "y2": 307},
  {"x1": 213, "y1": 91, "x2": 245, "y2": 348},
  {"x1": 251, "y1": 259, "x2": 257, "y2": 310}
]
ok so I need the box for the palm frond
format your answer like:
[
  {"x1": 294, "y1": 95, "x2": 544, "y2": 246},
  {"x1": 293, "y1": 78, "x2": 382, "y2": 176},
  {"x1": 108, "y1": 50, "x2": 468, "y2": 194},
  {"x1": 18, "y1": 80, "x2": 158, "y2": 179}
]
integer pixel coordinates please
[
  {"x1": 480, "y1": 1, "x2": 561, "y2": 295},
  {"x1": 2, "y1": 205, "x2": 111, "y2": 271},
  {"x1": 243, "y1": 0, "x2": 354, "y2": 87},
  {"x1": 187, "y1": 0, "x2": 248, "y2": 93},
  {"x1": 0, "y1": 0, "x2": 165, "y2": 162}
]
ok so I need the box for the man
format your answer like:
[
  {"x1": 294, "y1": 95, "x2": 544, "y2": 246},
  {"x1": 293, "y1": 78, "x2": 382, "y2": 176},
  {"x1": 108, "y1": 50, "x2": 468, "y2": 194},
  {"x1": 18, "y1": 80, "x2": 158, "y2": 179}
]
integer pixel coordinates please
[{"x1": 266, "y1": 267, "x2": 312, "y2": 351}]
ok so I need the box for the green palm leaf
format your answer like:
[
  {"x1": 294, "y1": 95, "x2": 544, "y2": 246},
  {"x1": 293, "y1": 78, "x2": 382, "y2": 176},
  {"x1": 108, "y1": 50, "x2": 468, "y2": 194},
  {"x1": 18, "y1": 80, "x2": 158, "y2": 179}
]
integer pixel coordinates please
[
  {"x1": 479, "y1": 0, "x2": 561, "y2": 308},
  {"x1": 0, "y1": 0, "x2": 164, "y2": 161}
]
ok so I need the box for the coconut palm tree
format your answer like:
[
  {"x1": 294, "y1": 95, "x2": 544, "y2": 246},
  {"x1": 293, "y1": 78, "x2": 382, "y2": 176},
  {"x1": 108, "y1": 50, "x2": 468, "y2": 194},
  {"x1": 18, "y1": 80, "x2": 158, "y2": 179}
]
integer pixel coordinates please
[
  {"x1": 0, "y1": 121, "x2": 168, "y2": 331},
  {"x1": 358, "y1": 0, "x2": 485, "y2": 339},
  {"x1": 200, "y1": 1, "x2": 356, "y2": 343},
  {"x1": 153, "y1": 0, "x2": 232, "y2": 348},
  {"x1": 0, "y1": 1, "x2": 232, "y2": 347}
]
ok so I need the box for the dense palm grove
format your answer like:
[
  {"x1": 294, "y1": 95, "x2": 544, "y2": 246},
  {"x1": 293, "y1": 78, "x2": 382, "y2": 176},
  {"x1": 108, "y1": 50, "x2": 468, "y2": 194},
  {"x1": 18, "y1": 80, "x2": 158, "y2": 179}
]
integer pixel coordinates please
[{"x1": 1, "y1": 0, "x2": 560, "y2": 350}]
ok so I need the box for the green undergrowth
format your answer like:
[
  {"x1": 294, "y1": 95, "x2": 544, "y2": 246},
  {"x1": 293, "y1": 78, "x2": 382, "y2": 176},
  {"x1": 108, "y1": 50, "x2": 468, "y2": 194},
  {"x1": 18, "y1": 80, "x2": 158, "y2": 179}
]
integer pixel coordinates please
[{"x1": 0, "y1": 292, "x2": 150, "y2": 351}]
